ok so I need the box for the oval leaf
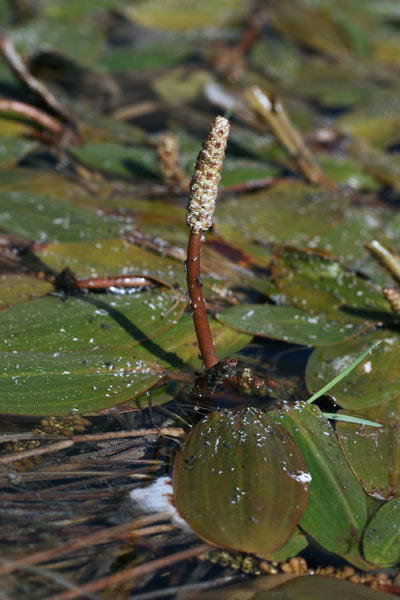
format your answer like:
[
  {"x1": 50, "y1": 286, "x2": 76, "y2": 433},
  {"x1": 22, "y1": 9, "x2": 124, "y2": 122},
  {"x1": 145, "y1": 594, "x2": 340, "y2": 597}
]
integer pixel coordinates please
[
  {"x1": 363, "y1": 498, "x2": 400, "y2": 567},
  {"x1": 217, "y1": 304, "x2": 367, "y2": 346},
  {"x1": 173, "y1": 408, "x2": 309, "y2": 558},
  {"x1": 270, "y1": 404, "x2": 368, "y2": 561}
]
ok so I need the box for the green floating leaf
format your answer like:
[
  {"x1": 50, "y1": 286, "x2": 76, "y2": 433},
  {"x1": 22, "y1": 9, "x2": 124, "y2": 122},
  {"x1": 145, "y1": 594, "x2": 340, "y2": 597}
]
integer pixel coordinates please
[
  {"x1": 307, "y1": 340, "x2": 381, "y2": 404},
  {"x1": 306, "y1": 329, "x2": 400, "y2": 410},
  {"x1": 0, "y1": 274, "x2": 53, "y2": 310},
  {"x1": 96, "y1": 43, "x2": 189, "y2": 73},
  {"x1": 270, "y1": 404, "x2": 368, "y2": 563},
  {"x1": 317, "y1": 154, "x2": 378, "y2": 190},
  {"x1": 251, "y1": 574, "x2": 396, "y2": 599},
  {"x1": 123, "y1": 0, "x2": 247, "y2": 31},
  {"x1": 217, "y1": 304, "x2": 367, "y2": 347},
  {"x1": 36, "y1": 238, "x2": 187, "y2": 289},
  {"x1": 0, "y1": 191, "x2": 124, "y2": 243},
  {"x1": 42, "y1": 0, "x2": 120, "y2": 18},
  {"x1": 264, "y1": 528, "x2": 308, "y2": 563},
  {"x1": 0, "y1": 288, "x2": 185, "y2": 415},
  {"x1": 308, "y1": 207, "x2": 385, "y2": 266},
  {"x1": 272, "y1": 247, "x2": 391, "y2": 323},
  {"x1": 0, "y1": 136, "x2": 38, "y2": 169},
  {"x1": 9, "y1": 18, "x2": 103, "y2": 65},
  {"x1": 338, "y1": 90, "x2": 400, "y2": 149},
  {"x1": 190, "y1": 574, "x2": 396, "y2": 600},
  {"x1": 337, "y1": 405, "x2": 400, "y2": 498},
  {"x1": 173, "y1": 408, "x2": 309, "y2": 558},
  {"x1": 215, "y1": 182, "x2": 346, "y2": 247},
  {"x1": 70, "y1": 142, "x2": 159, "y2": 179},
  {"x1": 363, "y1": 498, "x2": 400, "y2": 567}
]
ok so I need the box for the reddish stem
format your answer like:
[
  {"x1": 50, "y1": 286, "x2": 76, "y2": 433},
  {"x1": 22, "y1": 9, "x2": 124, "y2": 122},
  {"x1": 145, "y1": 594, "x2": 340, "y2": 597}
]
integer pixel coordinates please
[
  {"x1": 0, "y1": 99, "x2": 64, "y2": 134},
  {"x1": 187, "y1": 230, "x2": 218, "y2": 369}
]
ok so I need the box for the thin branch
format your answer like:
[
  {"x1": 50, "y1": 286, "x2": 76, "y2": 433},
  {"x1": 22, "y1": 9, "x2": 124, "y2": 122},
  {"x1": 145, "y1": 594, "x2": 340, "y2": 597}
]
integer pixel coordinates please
[
  {"x1": 0, "y1": 513, "x2": 170, "y2": 576},
  {"x1": 43, "y1": 544, "x2": 212, "y2": 600},
  {"x1": 0, "y1": 428, "x2": 184, "y2": 464},
  {"x1": 0, "y1": 99, "x2": 64, "y2": 135},
  {"x1": 0, "y1": 36, "x2": 75, "y2": 125},
  {"x1": 245, "y1": 86, "x2": 338, "y2": 193},
  {"x1": 186, "y1": 116, "x2": 230, "y2": 369}
]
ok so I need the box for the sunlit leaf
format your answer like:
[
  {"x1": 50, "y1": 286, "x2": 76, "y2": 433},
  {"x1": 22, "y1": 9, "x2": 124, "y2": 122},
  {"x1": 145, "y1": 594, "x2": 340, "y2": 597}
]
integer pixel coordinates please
[
  {"x1": 272, "y1": 247, "x2": 392, "y2": 323},
  {"x1": 363, "y1": 498, "x2": 400, "y2": 567},
  {"x1": 173, "y1": 408, "x2": 309, "y2": 558},
  {"x1": 306, "y1": 330, "x2": 400, "y2": 410},
  {"x1": 270, "y1": 404, "x2": 368, "y2": 563},
  {"x1": 216, "y1": 304, "x2": 368, "y2": 347},
  {"x1": 337, "y1": 403, "x2": 400, "y2": 498},
  {"x1": 0, "y1": 273, "x2": 53, "y2": 310},
  {"x1": 215, "y1": 182, "x2": 346, "y2": 247},
  {"x1": 70, "y1": 142, "x2": 159, "y2": 179},
  {"x1": 0, "y1": 191, "x2": 125, "y2": 242}
]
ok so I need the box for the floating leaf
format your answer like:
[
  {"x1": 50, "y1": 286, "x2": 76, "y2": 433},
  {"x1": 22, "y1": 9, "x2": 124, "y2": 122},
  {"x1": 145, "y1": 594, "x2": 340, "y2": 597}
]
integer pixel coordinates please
[
  {"x1": 123, "y1": 0, "x2": 247, "y2": 31},
  {"x1": 336, "y1": 404, "x2": 400, "y2": 499},
  {"x1": 0, "y1": 288, "x2": 185, "y2": 415},
  {"x1": 9, "y1": 18, "x2": 103, "y2": 65},
  {"x1": 0, "y1": 274, "x2": 53, "y2": 310},
  {"x1": 215, "y1": 182, "x2": 346, "y2": 247},
  {"x1": 0, "y1": 136, "x2": 38, "y2": 168},
  {"x1": 338, "y1": 90, "x2": 400, "y2": 149},
  {"x1": 271, "y1": 404, "x2": 368, "y2": 562},
  {"x1": 0, "y1": 191, "x2": 125, "y2": 243},
  {"x1": 173, "y1": 408, "x2": 309, "y2": 558},
  {"x1": 363, "y1": 498, "x2": 400, "y2": 567},
  {"x1": 306, "y1": 330, "x2": 400, "y2": 410},
  {"x1": 250, "y1": 574, "x2": 396, "y2": 599},
  {"x1": 70, "y1": 142, "x2": 159, "y2": 179},
  {"x1": 216, "y1": 304, "x2": 367, "y2": 346},
  {"x1": 272, "y1": 247, "x2": 392, "y2": 323}
]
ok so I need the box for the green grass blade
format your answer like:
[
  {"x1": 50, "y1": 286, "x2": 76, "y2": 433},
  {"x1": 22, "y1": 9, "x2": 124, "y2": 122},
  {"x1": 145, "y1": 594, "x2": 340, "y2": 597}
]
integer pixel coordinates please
[
  {"x1": 306, "y1": 340, "x2": 381, "y2": 404},
  {"x1": 323, "y1": 413, "x2": 382, "y2": 428}
]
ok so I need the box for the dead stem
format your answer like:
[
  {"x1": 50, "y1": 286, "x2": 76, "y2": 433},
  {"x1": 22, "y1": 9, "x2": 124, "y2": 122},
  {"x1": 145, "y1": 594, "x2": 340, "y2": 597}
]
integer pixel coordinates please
[
  {"x1": 0, "y1": 36, "x2": 75, "y2": 125},
  {"x1": 365, "y1": 240, "x2": 400, "y2": 282},
  {"x1": 0, "y1": 513, "x2": 170, "y2": 576},
  {"x1": 0, "y1": 428, "x2": 184, "y2": 464},
  {"x1": 0, "y1": 99, "x2": 64, "y2": 135},
  {"x1": 186, "y1": 115, "x2": 230, "y2": 369},
  {"x1": 246, "y1": 86, "x2": 338, "y2": 193},
  {"x1": 43, "y1": 543, "x2": 212, "y2": 600}
]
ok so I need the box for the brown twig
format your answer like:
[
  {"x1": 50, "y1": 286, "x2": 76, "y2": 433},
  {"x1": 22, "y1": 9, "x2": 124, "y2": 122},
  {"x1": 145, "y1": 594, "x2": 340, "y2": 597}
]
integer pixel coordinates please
[
  {"x1": 0, "y1": 513, "x2": 170, "y2": 577},
  {"x1": 186, "y1": 116, "x2": 230, "y2": 369},
  {"x1": 365, "y1": 240, "x2": 400, "y2": 283},
  {"x1": 0, "y1": 99, "x2": 64, "y2": 135},
  {"x1": 43, "y1": 543, "x2": 212, "y2": 600},
  {"x1": 245, "y1": 86, "x2": 338, "y2": 193},
  {"x1": 0, "y1": 428, "x2": 184, "y2": 464},
  {"x1": 0, "y1": 36, "x2": 75, "y2": 125}
]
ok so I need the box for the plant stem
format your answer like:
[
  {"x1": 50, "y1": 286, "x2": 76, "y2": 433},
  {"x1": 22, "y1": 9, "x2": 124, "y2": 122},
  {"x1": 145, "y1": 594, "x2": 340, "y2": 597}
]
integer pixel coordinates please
[
  {"x1": 186, "y1": 115, "x2": 230, "y2": 369},
  {"x1": 187, "y1": 230, "x2": 218, "y2": 369}
]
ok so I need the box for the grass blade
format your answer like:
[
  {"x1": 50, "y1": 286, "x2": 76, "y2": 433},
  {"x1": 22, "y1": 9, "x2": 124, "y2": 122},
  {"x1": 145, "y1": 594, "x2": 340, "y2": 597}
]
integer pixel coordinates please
[{"x1": 306, "y1": 340, "x2": 381, "y2": 404}]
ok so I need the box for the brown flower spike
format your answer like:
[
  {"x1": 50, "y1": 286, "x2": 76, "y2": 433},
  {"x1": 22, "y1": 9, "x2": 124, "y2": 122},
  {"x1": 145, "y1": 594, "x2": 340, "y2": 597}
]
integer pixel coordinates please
[
  {"x1": 186, "y1": 116, "x2": 230, "y2": 369},
  {"x1": 383, "y1": 287, "x2": 400, "y2": 317},
  {"x1": 187, "y1": 116, "x2": 230, "y2": 233}
]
